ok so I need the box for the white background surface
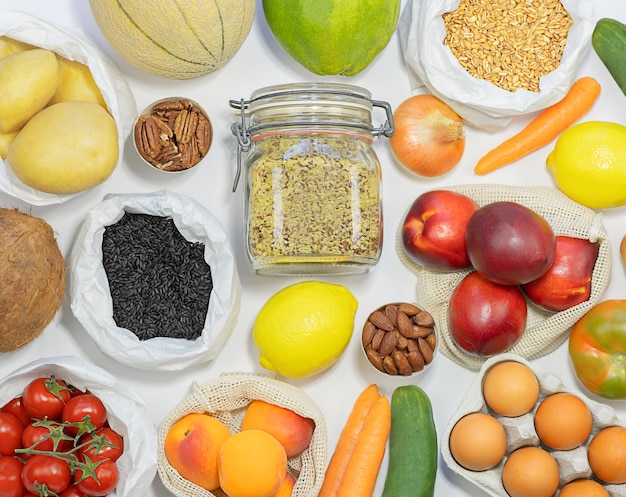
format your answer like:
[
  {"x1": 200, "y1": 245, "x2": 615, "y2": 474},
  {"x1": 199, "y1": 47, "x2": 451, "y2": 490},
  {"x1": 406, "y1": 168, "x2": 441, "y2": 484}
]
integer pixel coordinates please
[{"x1": 1, "y1": 1, "x2": 626, "y2": 496}]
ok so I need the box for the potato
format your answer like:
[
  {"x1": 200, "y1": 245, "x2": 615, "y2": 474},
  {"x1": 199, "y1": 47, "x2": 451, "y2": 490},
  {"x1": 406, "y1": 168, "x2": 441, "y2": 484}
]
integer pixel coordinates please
[
  {"x1": 0, "y1": 130, "x2": 18, "y2": 159},
  {"x1": 0, "y1": 36, "x2": 34, "y2": 59},
  {"x1": 0, "y1": 48, "x2": 59, "y2": 132},
  {"x1": 49, "y1": 55, "x2": 107, "y2": 110},
  {"x1": 7, "y1": 101, "x2": 118, "y2": 194}
]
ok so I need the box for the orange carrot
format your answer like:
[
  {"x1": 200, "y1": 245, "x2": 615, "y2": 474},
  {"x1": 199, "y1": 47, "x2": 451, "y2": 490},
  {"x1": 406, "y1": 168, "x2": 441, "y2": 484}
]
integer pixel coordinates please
[
  {"x1": 318, "y1": 384, "x2": 381, "y2": 497},
  {"x1": 336, "y1": 394, "x2": 392, "y2": 497},
  {"x1": 474, "y1": 76, "x2": 601, "y2": 175}
]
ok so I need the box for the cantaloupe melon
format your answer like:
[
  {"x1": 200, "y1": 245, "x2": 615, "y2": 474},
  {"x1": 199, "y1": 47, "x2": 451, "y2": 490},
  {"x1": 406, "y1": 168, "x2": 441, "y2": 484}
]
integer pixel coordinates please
[{"x1": 89, "y1": 0, "x2": 255, "y2": 80}]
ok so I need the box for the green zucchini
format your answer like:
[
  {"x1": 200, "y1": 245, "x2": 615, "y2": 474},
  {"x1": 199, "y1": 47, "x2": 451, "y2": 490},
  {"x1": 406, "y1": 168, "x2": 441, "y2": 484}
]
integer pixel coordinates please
[
  {"x1": 381, "y1": 385, "x2": 438, "y2": 497},
  {"x1": 592, "y1": 18, "x2": 626, "y2": 96}
]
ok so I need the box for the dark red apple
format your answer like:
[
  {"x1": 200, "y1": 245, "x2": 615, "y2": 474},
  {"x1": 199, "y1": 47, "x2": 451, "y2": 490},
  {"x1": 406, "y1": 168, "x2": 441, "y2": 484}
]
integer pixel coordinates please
[
  {"x1": 465, "y1": 201, "x2": 556, "y2": 285},
  {"x1": 401, "y1": 190, "x2": 479, "y2": 272},
  {"x1": 521, "y1": 236, "x2": 600, "y2": 312},
  {"x1": 448, "y1": 271, "x2": 527, "y2": 357}
]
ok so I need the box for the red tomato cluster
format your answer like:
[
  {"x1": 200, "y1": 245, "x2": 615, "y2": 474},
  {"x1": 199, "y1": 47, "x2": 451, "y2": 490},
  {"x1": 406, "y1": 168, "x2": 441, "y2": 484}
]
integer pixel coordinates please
[{"x1": 0, "y1": 376, "x2": 123, "y2": 497}]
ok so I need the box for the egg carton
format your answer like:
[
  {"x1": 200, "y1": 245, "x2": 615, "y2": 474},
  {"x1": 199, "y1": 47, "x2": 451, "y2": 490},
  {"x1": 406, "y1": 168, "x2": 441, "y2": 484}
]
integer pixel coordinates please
[{"x1": 441, "y1": 353, "x2": 626, "y2": 497}]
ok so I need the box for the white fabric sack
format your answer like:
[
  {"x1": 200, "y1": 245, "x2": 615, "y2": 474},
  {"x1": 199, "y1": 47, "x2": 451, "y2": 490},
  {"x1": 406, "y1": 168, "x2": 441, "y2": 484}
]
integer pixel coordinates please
[
  {"x1": 0, "y1": 356, "x2": 157, "y2": 497},
  {"x1": 398, "y1": 0, "x2": 594, "y2": 129},
  {"x1": 68, "y1": 190, "x2": 241, "y2": 371},
  {"x1": 0, "y1": 10, "x2": 136, "y2": 205}
]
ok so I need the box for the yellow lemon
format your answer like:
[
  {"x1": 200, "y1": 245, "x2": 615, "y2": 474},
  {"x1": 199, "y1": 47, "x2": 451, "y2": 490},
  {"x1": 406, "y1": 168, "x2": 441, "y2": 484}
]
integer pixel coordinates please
[
  {"x1": 253, "y1": 280, "x2": 357, "y2": 378},
  {"x1": 546, "y1": 121, "x2": 626, "y2": 209}
]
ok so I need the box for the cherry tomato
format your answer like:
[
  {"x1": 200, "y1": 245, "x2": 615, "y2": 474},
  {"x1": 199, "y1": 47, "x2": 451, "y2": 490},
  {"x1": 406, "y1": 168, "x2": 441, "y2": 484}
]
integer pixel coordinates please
[
  {"x1": 1, "y1": 398, "x2": 31, "y2": 427},
  {"x1": 0, "y1": 456, "x2": 25, "y2": 497},
  {"x1": 21, "y1": 422, "x2": 72, "y2": 455},
  {"x1": 0, "y1": 413, "x2": 23, "y2": 456},
  {"x1": 59, "y1": 485, "x2": 85, "y2": 497},
  {"x1": 21, "y1": 454, "x2": 71, "y2": 495},
  {"x1": 62, "y1": 394, "x2": 107, "y2": 436},
  {"x1": 22, "y1": 377, "x2": 71, "y2": 421},
  {"x1": 74, "y1": 459, "x2": 118, "y2": 497},
  {"x1": 79, "y1": 427, "x2": 123, "y2": 462}
]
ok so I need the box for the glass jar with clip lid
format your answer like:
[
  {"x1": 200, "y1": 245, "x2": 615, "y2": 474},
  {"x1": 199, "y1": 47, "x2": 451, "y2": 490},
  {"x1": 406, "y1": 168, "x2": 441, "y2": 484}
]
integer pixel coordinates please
[{"x1": 230, "y1": 82, "x2": 393, "y2": 276}]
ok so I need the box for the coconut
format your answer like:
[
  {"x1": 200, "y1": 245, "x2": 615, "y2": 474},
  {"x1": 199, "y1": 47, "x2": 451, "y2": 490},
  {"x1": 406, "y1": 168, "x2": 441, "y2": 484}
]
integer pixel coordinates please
[{"x1": 0, "y1": 208, "x2": 65, "y2": 352}]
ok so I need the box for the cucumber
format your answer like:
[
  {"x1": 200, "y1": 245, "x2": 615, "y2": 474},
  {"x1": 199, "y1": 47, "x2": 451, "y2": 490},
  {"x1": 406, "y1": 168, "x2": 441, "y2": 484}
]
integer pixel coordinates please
[
  {"x1": 592, "y1": 18, "x2": 626, "y2": 96},
  {"x1": 382, "y1": 385, "x2": 438, "y2": 497}
]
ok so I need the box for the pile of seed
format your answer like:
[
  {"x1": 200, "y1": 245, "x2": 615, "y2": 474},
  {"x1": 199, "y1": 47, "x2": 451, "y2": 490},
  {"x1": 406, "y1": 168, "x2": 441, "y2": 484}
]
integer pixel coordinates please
[
  {"x1": 101, "y1": 212, "x2": 213, "y2": 341},
  {"x1": 442, "y1": 0, "x2": 573, "y2": 92}
]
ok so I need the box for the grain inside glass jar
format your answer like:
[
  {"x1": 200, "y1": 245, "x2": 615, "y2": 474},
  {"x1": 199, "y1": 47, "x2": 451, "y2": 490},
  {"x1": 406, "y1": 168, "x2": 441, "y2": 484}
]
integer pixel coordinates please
[{"x1": 442, "y1": 0, "x2": 573, "y2": 92}]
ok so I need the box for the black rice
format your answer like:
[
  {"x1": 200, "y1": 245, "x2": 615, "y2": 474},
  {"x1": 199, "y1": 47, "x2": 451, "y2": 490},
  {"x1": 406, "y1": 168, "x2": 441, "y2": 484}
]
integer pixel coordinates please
[{"x1": 101, "y1": 212, "x2": 213, "y2": 341}]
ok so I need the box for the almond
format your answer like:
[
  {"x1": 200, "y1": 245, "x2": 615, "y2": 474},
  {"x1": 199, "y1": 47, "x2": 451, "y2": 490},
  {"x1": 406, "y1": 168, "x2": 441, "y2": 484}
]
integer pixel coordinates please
[{"x1": 369, "y1": 310, "x2": 395, "y2": 331}]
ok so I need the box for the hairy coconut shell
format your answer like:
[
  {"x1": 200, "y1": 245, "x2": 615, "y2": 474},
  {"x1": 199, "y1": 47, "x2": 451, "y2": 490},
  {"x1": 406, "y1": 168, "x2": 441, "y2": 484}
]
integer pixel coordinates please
[{"x1": 0, "y1": 208, "x2": 66, "y2": 352}]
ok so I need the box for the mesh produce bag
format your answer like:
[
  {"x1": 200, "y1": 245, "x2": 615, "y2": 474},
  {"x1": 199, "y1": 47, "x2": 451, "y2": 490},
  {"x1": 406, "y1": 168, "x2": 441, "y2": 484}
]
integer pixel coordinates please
[
  {"x1": 397, "y1": 184, "x2": 612, "y2": 371},
  {"x1": 157, "y1": 372, "x2": 327, "y2": 497}
]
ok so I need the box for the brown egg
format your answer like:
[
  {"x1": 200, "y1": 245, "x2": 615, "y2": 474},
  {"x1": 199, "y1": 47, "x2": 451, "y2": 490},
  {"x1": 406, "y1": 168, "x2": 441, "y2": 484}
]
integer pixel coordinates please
[
  {"x1": 482, "y1": 360, "x2": 539, "y2": 417},
  {"x1": 558, "y1": 479, "x2": 610, "y2": 497},
  {"x1": 534, "y1": 392, "x2": 592, "y2": 450},
  {"x1": 501, "y1": 446, "x2": 560, "y2": 497},
  {"x1": 449, "y1": 412, "x2": 507, "y2": 471},
  {"x1": 588, "y1": 426, "x2": 626, "y2": 484}
]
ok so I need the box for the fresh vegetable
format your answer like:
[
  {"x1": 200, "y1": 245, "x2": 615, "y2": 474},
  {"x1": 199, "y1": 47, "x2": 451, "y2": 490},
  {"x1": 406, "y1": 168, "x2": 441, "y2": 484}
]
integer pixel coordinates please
[
  {"x1": 592, "y1": 18, "x2": 626, "y2": 96},
  {"x1": 474, "y1": 76, "x2": 601, "y2": 175},
  {"x1": 0, "y1": 455, "x2": 25, "y2": 497},
  {"x1": 0, "y1": 413, "x2": 22, "y2": 457},
  {"x1": 569, "y1": 300, "x2": 626, "y2": 399},
  {"x1": 88, "y1": 0, "x2": 255, "y2": 79},
  {"x1": 336, "y1": 394, "x2": 391, "y2": 497},
  {"x1": 22, "y1": 377, "x2": 72, "y2": 421},
  {"x1": 382, "y1": 385, "x2": 437, "y2": 497},
  {"x1": 262, "y1": 0, "x2": 400, "y2": 76},
  {"x1": 390, "y1": 94, "x2": 465, "y2": 178},
  {"x1": 318, "y1": 384, "x2": 381, "y2": 497},
  {"x1": 61, "y1": 394, "x2": 107, "y2": 436},
  {"x1": 21, "y1": 454, "x2": 72, "y2": 495},
  {"x1": 74, "y1": 458, "x2": 119, "y2": 497}
]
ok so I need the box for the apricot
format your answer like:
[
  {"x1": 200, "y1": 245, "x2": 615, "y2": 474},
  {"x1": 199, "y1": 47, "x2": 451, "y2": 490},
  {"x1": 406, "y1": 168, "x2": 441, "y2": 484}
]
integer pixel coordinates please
[
  {"x1": 241, "y1": 400, "x2": 315, "y2": 457},
  {"x1": 164, "y1": 413, "x2": 231, "y2": 491},
  {"x1": 272, "y1": 473, "x2": 296, "y2": 497}
]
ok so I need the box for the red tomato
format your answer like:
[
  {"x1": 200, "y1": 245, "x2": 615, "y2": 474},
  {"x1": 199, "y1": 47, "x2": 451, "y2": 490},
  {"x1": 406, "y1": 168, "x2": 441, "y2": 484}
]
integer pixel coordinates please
[
  {"x1": 21, "y1": 422, "x2": 72, "y2": 455},
  {"x1": 21, "y1": 454, "x2": 71, "y2": 495},
  {"x1": 60, "y1": 485, "x2": 85, "y2": 497},
  {"x1": 0, "y1": 456, "x2": 25, "y2": 497},
  {"x1": 0, "y1": 413, "x2": 23, "y2": 456},
  {"x1": 79, "y1": 427, "x2": 124, "y2": 462},
  {"x1": 62, "y1": 394, "x2": 107, "y2": 436},
  {"x1": 22, "y1": 377, "x2": 71, "y2": 421},
  {"x1": 1, "y1": 399, "x2": 31, "y2": 427},
  {"x1": 74, "y1": 459, "x2": 118, "y2": 497}
]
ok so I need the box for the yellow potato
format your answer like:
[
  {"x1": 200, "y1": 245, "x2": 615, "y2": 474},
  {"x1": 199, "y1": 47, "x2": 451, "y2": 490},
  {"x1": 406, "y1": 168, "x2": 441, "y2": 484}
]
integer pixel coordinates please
[
  {"x1": 0, "y1": 130, "x2": 18, "y2": 159},
  {"x1": 0, "y1": 36, "x2": 34, "y2": 59},
  {"x1": 49, "y1": 56, "x2": 107, "y2": 110},
  {"x1": 7, "y1": 101, "x2": 118, "y2": 194},
  {"x1": 0, "y1": 48, "x2": 59, "y2": 132}
]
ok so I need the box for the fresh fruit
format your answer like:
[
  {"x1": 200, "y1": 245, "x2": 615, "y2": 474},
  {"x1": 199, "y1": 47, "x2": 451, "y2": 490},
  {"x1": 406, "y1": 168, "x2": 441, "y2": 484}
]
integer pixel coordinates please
[
  {"x1": 261, "y1": 0, "x2": 400, "y2": 76},
  {"x1": 217, "y1": 429, "x2": 287, "y2": 497},
  {"x1": 390, "y1": 95, "x2": 465, "y2": 177},
  {"x1": 271, "y1": 473, "x2": 296, "y2": 497},
  {"x1": 482, "y1": 361, "x2": 539, "y2": 417},
  {"x1": 382, "y1": 385, "x2": 437, "y2": 497},
  {"x1": 546, "y1": 121, "x2": 626, "y2": 209},
  {"x1": 448, "y1": 412, "x2": 506, "y2": 471},
  {"x1": 521, "y1": 236, "x2": 599, "y2": 312},
  {"x1": 587, "y1": 425, "x2": 626, "y2": 484},
  {"x1": 0, "y1": 209, "x2": 66, "y2": 353},
  {"x1": 448, "y1": 271, "x2": 527, "y2": 357},
  {"x1": 569, "y1": 300, "x2": 626, "y2": 399},
  {"x1": 7, "y1": 100, "x2": 118, "y2": 194},
  {"x1": 49, "y1": 56, "x2": 107, "y2": 109},
  {"x1": 241, "y1": 400, "x2": 315, "y2": 457},
  {"x1": 253, "y1": 280, "x2": 357, "y2": 378},
  {"x1": 164, "y1": 413, "x2": 231, "y2": 491},
  {"x1": 401, "y1": 190, "x2": 478, "y2": 272},
  {"x1": 592, "y1": 18, "x2": 626, "y2": 96},
  {"x1": 0, "y1": 48, "x2": 59, "y2": 133},
  {"x1": 88, "y1": 0, "x2": 255, "y2": 79},
  {"x1": 533, "y1": 392, "x2": 592, "y2": 450},
  {"x1": 501, "y1": 447, "x2": 560, "y2": 497},
  {"x1": 465, "y1": 201, "x2": 555, "y2": 285}
]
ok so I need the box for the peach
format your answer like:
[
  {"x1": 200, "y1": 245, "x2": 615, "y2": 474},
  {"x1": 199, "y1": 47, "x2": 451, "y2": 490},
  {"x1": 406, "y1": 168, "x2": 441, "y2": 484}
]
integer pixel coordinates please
[
  {"x1": 272, "y1": 473, "x2": 296, "y2": 497},
  {"x1": 241, "y1": 400, "x2": 315, "y2": 457},
  {"x1": 164, "y1": 413, "x2": 231, "y2": 491}
]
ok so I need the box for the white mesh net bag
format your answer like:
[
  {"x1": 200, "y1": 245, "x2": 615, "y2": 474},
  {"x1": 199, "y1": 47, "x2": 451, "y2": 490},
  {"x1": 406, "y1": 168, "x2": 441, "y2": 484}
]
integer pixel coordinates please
[
  {"x1": 157, "y1": 372, "x2": 327, "y2": 497},
  {"x1": 397, "y1": 184, "x2": 611, "y2": 371}
]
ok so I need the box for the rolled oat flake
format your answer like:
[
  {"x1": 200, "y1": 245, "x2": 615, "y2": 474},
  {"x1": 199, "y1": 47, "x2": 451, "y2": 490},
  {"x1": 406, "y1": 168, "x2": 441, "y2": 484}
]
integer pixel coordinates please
[{"x1": 230, "y1": 82, "x2": 393, "y2": 276}]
